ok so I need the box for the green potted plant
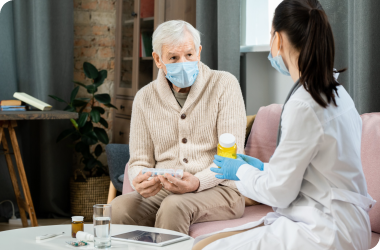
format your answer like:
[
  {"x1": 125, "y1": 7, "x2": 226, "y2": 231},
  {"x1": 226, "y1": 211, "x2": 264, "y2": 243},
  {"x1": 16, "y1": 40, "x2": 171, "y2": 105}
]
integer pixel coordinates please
[{"x1": 49, "y1": 62, "x2": 117, "y2": 220}]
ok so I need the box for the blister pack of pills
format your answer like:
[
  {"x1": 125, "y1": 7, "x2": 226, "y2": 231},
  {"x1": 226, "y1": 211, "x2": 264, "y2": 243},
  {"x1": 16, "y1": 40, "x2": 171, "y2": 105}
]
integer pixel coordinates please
[
  {"x1": 142, "y1": 168, "x2": 184, "y2": 179},
  {"x1": 65, "y1": 241, "x2": 88, "y2": 247}
]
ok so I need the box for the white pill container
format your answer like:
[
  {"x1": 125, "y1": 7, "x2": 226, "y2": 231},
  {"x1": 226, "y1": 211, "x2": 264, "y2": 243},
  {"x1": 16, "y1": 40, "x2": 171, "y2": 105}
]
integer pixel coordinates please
[{"x1": 142, "y1": 168, "x2": 184, "y2": 179}]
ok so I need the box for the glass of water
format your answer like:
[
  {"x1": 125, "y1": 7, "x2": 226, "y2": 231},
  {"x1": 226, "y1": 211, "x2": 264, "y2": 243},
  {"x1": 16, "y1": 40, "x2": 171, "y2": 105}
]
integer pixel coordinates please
[{"x1": 93, "y1": 204, "x2": 112, "y2": 249}]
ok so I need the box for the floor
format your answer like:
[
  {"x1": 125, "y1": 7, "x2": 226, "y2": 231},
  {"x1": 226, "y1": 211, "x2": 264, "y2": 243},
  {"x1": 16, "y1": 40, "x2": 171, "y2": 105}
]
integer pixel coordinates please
[{"x1": 0, "y1": 219, "x2": 74, "y2": 232}]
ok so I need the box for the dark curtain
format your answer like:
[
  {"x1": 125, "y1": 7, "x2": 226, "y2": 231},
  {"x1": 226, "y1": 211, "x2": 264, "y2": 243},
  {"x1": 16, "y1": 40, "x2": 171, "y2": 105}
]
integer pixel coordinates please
[
  {"x1": 196, "y1": 0, "x2": 241, "y2": 81},
  {"x1": 0, "y1": 0, "x2": 74, "y2": 219},
  {"x1": 320, "y1": 0, "x2": 380, "y2": 114}
]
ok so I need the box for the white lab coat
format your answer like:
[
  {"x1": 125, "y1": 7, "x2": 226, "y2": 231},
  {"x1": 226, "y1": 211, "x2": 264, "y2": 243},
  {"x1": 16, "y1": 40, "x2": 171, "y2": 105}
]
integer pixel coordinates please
[{"x1": 194, "y1": 85, "x2": 376, "y2": 250}]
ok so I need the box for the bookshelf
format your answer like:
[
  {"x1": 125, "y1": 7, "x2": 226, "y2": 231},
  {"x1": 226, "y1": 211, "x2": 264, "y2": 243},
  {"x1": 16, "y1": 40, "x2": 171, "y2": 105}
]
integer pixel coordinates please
[{"x1": 113, "y1": 0, "x2": 196, "y2": 144}]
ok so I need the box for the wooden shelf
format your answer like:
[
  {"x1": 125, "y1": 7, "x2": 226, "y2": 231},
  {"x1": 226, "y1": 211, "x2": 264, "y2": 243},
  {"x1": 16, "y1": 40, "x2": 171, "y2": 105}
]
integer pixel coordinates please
[
  {"x1": 142, "y1": 17, "x2": 154, "y2": 22},
  {"x1": 124, "y1": 16, "x2": 154, "y2": 25},
  {"x1": 123, "y1": 57, "x2": 153, "y2": 61},
  {"x1": 124, "y1": 19, "x2": 134, "y2": 25},
  {"x1": 240, "y1": 45, "x2": 270, "y2": 53}
]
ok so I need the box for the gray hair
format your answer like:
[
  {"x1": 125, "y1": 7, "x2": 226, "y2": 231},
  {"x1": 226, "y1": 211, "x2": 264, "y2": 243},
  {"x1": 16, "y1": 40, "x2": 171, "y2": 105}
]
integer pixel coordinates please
[{"x1": 152, "y1": 20, "x2": 201, "y2": 58}]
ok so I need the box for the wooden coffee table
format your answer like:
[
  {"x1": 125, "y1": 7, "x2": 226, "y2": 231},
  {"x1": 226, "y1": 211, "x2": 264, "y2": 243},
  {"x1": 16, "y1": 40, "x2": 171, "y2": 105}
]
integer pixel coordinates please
[{"x1": 0, "y1": 224, "x2": 194, "y2": 249}]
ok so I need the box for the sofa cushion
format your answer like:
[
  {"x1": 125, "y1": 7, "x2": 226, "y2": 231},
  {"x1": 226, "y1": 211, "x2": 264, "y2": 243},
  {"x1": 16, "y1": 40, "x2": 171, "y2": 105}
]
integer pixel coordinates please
[
  {"x1": 245, "y1": 104, "x2": 282, "y2": 162},
  {"x1": 360, "y1": 113, "x2": 380, "y2": 234},
  {"x1": 371, "y1": 232, "x2": 380, "y2": 249},
  {"x1": 118, "y1": 174, "x2": 124, "y2": 182},
  {"x1": 189, "y1": 205, "x2": 273, "y2": 238}
]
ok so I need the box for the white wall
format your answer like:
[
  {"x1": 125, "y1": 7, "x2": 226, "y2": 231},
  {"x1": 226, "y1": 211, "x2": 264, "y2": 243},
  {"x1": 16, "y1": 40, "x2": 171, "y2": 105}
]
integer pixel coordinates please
[{"x1": 244, "y1": 52, "x2": 295, "y2": 115}]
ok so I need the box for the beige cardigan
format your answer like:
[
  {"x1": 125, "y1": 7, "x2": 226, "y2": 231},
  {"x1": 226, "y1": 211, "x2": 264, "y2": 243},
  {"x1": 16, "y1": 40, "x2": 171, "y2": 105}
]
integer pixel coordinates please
[{"x1": 128, "y1": 62, "x2": 246, "y2": 192}]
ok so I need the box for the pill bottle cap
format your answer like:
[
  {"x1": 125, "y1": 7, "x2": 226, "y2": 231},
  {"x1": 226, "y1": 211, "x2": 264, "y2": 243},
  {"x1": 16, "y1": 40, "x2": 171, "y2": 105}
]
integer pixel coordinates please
[
  {"x1": 219, "y1": 133, "x2": 236, "y2": 148},
  {"x1": 76, "y1": 231, "x2": 94, "y2": 242},
  {"x1": 72, "y1": 216, "x2": 84, "y2": 222}
]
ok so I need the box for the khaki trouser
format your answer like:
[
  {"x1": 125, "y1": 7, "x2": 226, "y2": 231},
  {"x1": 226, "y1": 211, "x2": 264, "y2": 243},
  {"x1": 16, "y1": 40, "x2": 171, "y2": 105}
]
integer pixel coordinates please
[
  {"x1": 111, "y1": 185, "x2": 245, "y2": 235},
  {"x1": 192, "y1": 223, "x2": 264, "y2": 250}
]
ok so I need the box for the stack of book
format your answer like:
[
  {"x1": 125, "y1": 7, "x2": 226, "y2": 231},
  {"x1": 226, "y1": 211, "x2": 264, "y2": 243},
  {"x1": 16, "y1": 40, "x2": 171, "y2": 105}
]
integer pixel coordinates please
[
  {"x1": 140, "y1": 32, "x2": 153, "y2": 58},
  {"x1": 0, "y1": 100, "x2": 26, "y2": 111},
  {"x1": 0, "y1": 92, "x2": 52, "y2": 111}
]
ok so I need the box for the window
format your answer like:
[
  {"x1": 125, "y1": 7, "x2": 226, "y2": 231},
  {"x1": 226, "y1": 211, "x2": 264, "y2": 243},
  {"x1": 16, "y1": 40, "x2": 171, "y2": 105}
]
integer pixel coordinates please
[{"x1": 241, "y1": 0, "x2": 282, "y2": 49}]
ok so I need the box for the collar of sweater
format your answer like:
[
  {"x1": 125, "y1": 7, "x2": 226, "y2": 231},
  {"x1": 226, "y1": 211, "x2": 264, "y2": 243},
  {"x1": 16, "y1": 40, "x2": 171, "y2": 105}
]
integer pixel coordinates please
[{"x1": 155, "y1": 61, "x2": 211, "y2": 113}]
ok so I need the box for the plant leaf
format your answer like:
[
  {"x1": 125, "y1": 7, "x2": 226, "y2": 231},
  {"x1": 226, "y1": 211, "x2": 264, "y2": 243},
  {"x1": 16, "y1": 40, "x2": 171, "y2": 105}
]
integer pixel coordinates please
[
  {"x1": 49, "y1": 95, "x2": 67, "y2": 103},
  {"x1": 56, "y1": 128, "x2": 76, "y2": 143},
  {"x1": 70, "y1": 118, "x2": 79, "y2": 130},
  {"x1": 70, "y1": 131, "x2": 81, "y2": 141},
  {"x1": 76, "y1": 97, "x2": 91, "y2": 102},
  {"x1": 104, "y1": 103, "x2": 118, "y2": 109},
  {"x1": 83, "y1": 62, "x2": 99, "y2": 79},
  {"x1": 75, "y1": 141, "x2": 88, "y2": 153},
  {"x1": 97, "y1": 160, "x2": 104, "y2": 168},
  {"x1": 73, "y1": 81, "x2": 86, "y2": 88},
  {"x1": 77, "y1": 112, "x2": 89, "y2": 127},
  {"x1": 86, "y1": 158, "x2": 98, "y2": 170},
  {"x1": 86, "y1": 84, "x2": 98, "y2": 94},
  {"x1": 92, "y1": 106, "x2": 105, "y2": 114},
  {"x1": 80, "y1": 121, "x2": 93, "y2": 134},
  {"x1": 94, "y1": 127, "x2": 109, "y2": 144},
  {"x1": 95, "y1": 144, "x2": 102, "y2": 157},
  {"x1": 64, "y1": 105, "x2": 76, "y2": 112},
  {"x1": 94, "y1": 94, "x2": 111, "y2": 104},
  {"x1": 72, "y1": 99, "x2": 88, "y2": 107},
  {"x1": 79, "y1": 104, "x2": 87, "y2": 114},
  {"x1": 81, "y1": 131, "x2": 98, "y2": 145},
  {"x1": 90, "y1": 109, "x2": 100, "y2": 123},
  {"x1": 99, "y1": 117, "x2": 108, "y2": 128},
  {"x1": 70, "y1": 86, "x2": 80, "y2": 103},
  {"x1": 94, "y1": 70, "x2": 107, "y2": 87}
]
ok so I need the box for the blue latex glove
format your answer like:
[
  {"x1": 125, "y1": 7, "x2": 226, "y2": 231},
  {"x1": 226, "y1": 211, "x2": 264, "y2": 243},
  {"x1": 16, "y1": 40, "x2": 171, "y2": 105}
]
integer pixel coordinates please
[
  {"x1": 211, "y1": 155, "x2": 247, "y2": 180},
  {"x1": 237, "y1": 154, "x2": 264, "y2": 171}
]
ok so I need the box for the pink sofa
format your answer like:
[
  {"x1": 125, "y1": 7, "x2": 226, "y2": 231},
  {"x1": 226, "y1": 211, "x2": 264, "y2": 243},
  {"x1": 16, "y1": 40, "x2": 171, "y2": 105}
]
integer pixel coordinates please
[{"x1": 122, "y1": 104, "x2": 380, "y2": 248}]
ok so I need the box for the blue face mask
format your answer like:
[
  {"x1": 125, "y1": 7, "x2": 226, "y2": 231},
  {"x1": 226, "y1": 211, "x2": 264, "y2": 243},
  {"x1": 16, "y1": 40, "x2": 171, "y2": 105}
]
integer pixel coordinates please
[
  {"x1": 163, "y1": 61, "x2": 199, "y2": 88},
  {"x1": 268, "y1": 35, "x2": 290, "y2": 76}
]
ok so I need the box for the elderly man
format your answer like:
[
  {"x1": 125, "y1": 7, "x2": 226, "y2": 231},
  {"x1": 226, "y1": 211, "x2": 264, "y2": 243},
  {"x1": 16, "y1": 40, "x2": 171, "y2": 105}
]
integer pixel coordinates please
[{"x1": 111, "y1": 20, "x2": 246, "y2": 234}]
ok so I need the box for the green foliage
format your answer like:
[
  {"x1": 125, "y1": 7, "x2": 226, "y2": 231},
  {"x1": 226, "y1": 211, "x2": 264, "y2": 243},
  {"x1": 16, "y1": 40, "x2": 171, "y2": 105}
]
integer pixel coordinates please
[{"x1": 49, "y1": 62, "x2": 117, "y2": 178}]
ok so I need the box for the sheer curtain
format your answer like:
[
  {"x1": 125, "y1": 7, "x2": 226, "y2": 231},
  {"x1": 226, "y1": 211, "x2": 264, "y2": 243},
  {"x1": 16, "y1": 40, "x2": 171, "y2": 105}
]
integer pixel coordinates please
[
  {"x1": 0, "y1": 0, "x2": 74, "y2": 218},
  {"x1": 321, "y1": 0, "x2": 380, "y2": 114},
  {"x1": 196, "y1": 0, "x2": 241, "y2": 81}
]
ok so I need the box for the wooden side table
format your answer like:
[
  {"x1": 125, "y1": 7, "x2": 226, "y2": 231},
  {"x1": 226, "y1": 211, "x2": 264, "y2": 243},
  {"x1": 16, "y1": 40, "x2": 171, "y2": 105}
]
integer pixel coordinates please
[{"x1": 0, "y1": 111, "x2": 78, "y2": 227}]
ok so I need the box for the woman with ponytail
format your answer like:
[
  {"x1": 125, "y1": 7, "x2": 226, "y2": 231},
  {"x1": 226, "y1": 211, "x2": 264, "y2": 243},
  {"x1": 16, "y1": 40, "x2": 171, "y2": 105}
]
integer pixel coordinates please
[{"x1": 193, "y1": 0, "x2": 375, "y2": 249}]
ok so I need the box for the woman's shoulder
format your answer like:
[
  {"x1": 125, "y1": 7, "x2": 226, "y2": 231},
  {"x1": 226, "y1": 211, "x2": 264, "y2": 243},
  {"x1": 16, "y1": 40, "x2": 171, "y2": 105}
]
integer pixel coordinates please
[{"x1": 288, "y1": 84, "x2": 356, "y2": 125}]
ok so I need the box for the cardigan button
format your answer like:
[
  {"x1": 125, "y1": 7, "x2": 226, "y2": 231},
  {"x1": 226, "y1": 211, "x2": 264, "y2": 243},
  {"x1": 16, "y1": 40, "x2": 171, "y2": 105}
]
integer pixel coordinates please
[
  {"x1": 370, "y1": 204, "x2": 373, "y2": 209},
  {"x1": 181, "y1": 114, "x2": 186, "y2": 119},
  {"x1": 183, "y1": 158, "x2": 188, "y2": 163},
  {"x1": 182, "y1": 138, "x2": 187, "y2": 144}
]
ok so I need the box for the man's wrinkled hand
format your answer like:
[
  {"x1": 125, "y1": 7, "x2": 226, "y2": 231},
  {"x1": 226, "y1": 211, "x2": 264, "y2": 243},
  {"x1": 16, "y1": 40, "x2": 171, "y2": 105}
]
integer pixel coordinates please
[
  {"x1": 133, "y1": 171, "x2": 162, "y2": 198},
  {"x1": 158, "y1": 172, "x2": 200, "y2": 194}
]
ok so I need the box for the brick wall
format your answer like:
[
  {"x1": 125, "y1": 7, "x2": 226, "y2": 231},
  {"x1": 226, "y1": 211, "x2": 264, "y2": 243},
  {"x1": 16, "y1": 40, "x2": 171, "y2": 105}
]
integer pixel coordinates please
[{"x1": 73, "y1": 0, "x2": 116, "y2": 167}]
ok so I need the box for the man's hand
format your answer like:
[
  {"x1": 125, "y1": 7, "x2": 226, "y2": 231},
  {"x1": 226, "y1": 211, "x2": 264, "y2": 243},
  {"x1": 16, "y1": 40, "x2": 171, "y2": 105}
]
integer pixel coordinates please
[
  {"x1": 157, "y1": 172, "x2": 200, "y2": 194},
  {"x1": 133, "y1": 171, "x2": 162, "y2": 198}
]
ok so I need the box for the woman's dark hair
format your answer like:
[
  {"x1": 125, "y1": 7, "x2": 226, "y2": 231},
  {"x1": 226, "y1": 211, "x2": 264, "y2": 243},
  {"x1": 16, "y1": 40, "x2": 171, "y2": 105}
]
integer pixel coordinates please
[{"x1": 273, "y1": 0, "x2": 345, "y2": 108}]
